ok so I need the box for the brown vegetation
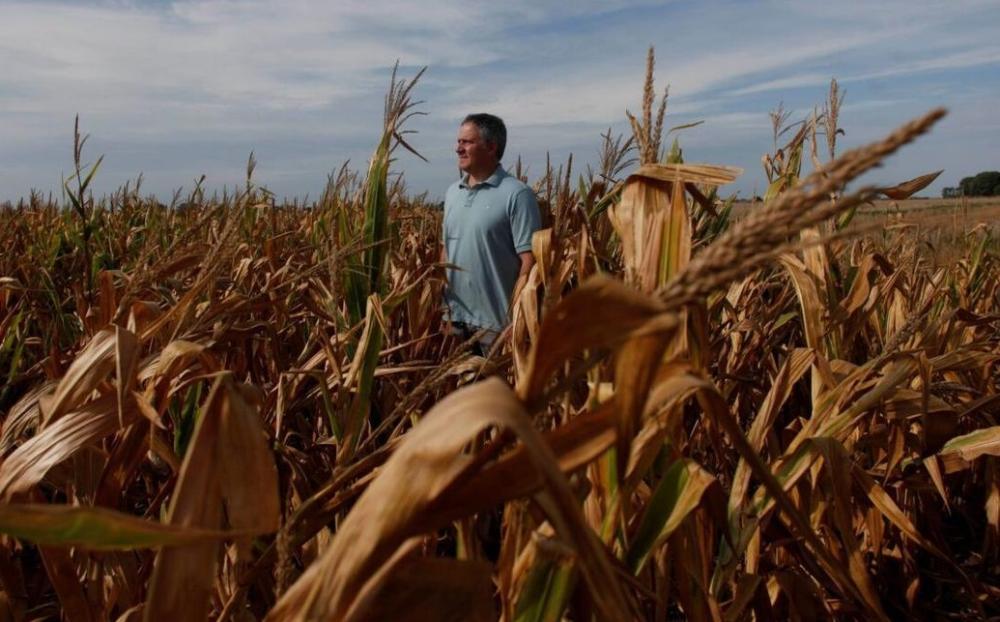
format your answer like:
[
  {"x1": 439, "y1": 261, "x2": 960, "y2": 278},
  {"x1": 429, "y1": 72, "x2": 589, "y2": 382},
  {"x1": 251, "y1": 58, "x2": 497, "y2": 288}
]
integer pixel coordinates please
[{"x1": 0, "y1": 54, "x2": 997, "y2": 621}]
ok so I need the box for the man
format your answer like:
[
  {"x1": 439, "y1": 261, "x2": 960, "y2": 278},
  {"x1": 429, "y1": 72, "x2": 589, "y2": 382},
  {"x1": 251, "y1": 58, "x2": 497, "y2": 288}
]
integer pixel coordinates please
[{"x1": 442, "y1": 113, "x2": 541, "y2": 354}]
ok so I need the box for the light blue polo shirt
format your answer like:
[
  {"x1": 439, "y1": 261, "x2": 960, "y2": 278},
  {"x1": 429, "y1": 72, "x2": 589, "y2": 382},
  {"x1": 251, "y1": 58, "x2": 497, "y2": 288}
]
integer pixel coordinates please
[{"x1": 443, "y1": 165, "x2": 541, "y2": 331}]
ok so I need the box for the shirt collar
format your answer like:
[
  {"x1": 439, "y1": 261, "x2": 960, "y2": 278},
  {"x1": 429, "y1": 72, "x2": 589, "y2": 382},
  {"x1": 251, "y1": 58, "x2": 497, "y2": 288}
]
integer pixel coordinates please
[{"x1": 460, "y1": 164, "x2": 506, "y2": 189}]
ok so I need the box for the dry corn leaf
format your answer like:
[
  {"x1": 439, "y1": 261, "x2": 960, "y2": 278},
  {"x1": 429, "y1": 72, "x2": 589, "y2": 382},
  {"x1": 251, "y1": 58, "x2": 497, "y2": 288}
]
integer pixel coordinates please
[
  {"x1": 729, "y1": 348, "x2": 815, "y2": 514},
  {"x1": 613, "y1": 331, "x2": 672, "y2": 485},
  {"x1": 631, "y1": 163, "x2": 742, "y2": 186},
  {"x1": 813, "y1": 437, "x2": 888, "y2": 619},
  {"x1": 43, "y1": 328, "x2": 120, "y2": 424},
  {"x1": 878, "y1": 170, "x2": 943, "y2": 200},
  {"x1": 938, "y1": 426, "x2": 1000, "y2": 463},
  {"x1": 40, "y1": 545, "x2": 98, "y2": 622},
  {"x1": 268, "y1": 378, "x2": 635, "y2": 621},
  {"x1": 0, "y1": 393, "x2": 128, "y2": 499},
  {"x1": 144, "y1": 374, "x2": 278, "y2": 622},
  {"x1": 344, "y1": 542, "x2": 494, "y2": 622},
  {"x1": 779, "y1": 255, "x2": 827, "y2": 399},
  {"x1": 114, "y1": 325, "x2": 139, "y2": 427},
  {"x1": 138, "y1": 340, "x2": 208, "y2": 384},
  {"x1": 517, "y1": 274, "x2": 677, "y2": 404},
  {"x1": 0, "y1": 381, "x2": 55, "y2": 454}
]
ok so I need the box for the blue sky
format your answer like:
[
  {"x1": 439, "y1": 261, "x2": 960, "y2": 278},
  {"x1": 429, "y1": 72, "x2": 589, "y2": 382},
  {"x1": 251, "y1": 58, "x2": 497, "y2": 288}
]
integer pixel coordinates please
[{"x1": 1, "y1": 0, "x2": 998, "y2": 203}]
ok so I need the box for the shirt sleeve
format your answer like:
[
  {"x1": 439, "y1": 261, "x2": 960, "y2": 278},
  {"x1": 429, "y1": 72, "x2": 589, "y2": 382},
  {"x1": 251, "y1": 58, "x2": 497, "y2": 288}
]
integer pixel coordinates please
[{"x1": 509, "y1": 187, "x2": 542, "y2": 253}]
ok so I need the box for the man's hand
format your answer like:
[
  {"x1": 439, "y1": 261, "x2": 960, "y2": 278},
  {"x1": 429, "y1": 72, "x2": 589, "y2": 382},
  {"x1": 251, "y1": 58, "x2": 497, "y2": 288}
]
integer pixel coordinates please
[
  {"x1": 438, "y1": 244, "x2": 452, "y2": 337},
  {"x1": 512, "y1": 251, "x2": 535, "y2": 304},
  {"x1": 518, "y1": 250, "x2": 535, "y2": 277}
]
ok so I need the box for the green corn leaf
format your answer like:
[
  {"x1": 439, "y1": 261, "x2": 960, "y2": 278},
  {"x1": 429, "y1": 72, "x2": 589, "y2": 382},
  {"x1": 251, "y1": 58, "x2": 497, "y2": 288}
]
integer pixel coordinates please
[
  {"x1": 0, "y1": 504, "x2": 253, "y2": 550},
  {"x1": 626, "y1": 458, "x2": 718, "y2": 573},
  {"x1": 665, "y1": 136, "x2": 683, "y2": 164},
  {"x1": 361, "y1": 151, "x2": 390, "y2": 299},
  {"x1": 341, "y1": 296, "x2": 385, "y2": 460},
  {"x1": 80, "y1": 155, "x2": 105, "y2": 192},
  {"x1": 173, "y1": 381, "x2": 203, "y2": 459},
  {"x1": 667, "y1": 120, "x2": 705, "y2": 135},
  {"x1": 514, "y1": 556, "x2": 577, "y2": 622}
]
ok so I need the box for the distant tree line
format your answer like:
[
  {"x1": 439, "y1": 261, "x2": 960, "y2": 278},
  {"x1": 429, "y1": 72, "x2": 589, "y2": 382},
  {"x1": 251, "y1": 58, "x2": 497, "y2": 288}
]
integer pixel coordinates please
[{"x1": 942, "y1": 170, "x2": 1000, "y2": 198}]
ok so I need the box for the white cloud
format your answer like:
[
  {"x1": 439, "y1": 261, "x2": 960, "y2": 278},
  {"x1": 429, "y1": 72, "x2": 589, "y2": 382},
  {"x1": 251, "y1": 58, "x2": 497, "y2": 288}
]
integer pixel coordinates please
[
  {"x1": 851, "y1": 46, "x2": 1000, "y2": 81},
  {"x1": 0, "y1": 0, "x2": 997, "y2": 201},
  {"x1": 728, "y1": 73, "x2": 833, "y2": 97},
  {"x1": 727, "y1": 46, "x2": 1000, "y2": 98}
]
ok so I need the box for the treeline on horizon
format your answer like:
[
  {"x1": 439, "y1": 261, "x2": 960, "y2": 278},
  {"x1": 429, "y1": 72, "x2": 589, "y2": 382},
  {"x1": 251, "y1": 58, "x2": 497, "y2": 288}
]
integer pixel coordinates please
[{"x1": 942, "y1": 170, "x2": 1000, "y2": 197}]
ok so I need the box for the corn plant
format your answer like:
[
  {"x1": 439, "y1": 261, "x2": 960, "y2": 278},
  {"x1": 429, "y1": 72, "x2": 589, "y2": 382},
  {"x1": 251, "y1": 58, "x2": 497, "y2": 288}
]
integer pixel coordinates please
[{"x1": 0, "y1": 57, "x2": 997, "y2": 622}]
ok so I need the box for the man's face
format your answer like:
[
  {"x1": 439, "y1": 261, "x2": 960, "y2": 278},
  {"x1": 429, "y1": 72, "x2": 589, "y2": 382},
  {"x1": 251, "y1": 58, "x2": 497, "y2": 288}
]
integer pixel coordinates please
[{"x1": 456, "y1": 122, "x2": 497, "y2": 174}]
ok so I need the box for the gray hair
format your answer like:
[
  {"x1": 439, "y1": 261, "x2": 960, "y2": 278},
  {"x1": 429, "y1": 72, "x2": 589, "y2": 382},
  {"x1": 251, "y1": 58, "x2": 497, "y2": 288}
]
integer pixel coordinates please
[{"x1": 462, "y1": 113, "x2": 507, "y2": 160}]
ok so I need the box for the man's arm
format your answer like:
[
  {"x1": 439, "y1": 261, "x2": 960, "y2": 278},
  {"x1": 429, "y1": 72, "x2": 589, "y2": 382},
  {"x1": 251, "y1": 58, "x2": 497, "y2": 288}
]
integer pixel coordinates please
[
  {"x1": 518, "y1": 250, "x2": 535, "y2": 277},
  {"x1": 508, "y1": 186, "x2": 542, "y2": 312},
  {"x1": 512, "y1": 250, "x2": 535, "y2": 305},
  {"x1": 439, "y1": 209, "x2": 450, "y2": 332}
]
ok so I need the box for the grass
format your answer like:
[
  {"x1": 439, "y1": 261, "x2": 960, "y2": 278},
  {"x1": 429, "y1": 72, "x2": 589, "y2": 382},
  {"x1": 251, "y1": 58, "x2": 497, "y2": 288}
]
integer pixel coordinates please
[{"x1": 0, "y1": 52, "x2": 997, "y2": 621}]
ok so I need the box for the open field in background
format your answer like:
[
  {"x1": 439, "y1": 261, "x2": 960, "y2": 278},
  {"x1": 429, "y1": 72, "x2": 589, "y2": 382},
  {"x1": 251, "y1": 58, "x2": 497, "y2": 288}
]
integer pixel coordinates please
[
  {"x1": 735, "y1": 196, "x2": 1000, "y2": 222},
  {"x1": 864, "y1": 196, "x2": 1000, "y2": 213},
  {"x1": 856, "y1": 197, "x2": 1000, "y2": 235},
  {"x1": 734, "y1": 197, "x2": 1000, "y2": 265},
  {"x1": 0, "y1": 59, "x2": 998, "y2": 621}
]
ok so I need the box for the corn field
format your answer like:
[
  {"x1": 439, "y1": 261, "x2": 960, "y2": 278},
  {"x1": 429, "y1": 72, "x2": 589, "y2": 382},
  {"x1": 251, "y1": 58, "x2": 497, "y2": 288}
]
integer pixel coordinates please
[{"x1": 0, "y1": 55, "x2": 998, "y2": 621}]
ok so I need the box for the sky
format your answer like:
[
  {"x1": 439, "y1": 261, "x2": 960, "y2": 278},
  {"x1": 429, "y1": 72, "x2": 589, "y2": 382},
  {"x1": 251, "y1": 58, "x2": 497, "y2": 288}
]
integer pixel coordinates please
[{"x1": 1, "y1": 0, "x2": 998, "y2": 203}]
